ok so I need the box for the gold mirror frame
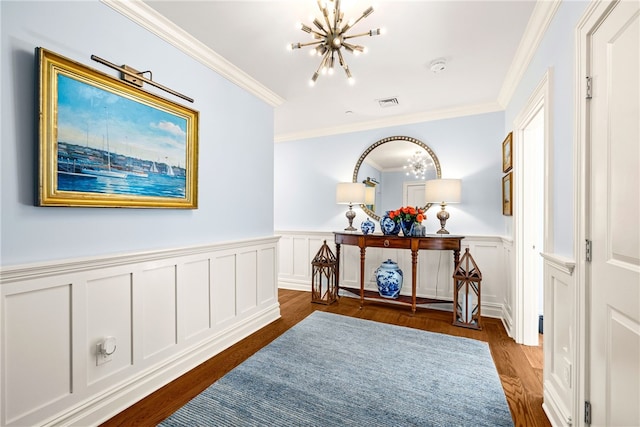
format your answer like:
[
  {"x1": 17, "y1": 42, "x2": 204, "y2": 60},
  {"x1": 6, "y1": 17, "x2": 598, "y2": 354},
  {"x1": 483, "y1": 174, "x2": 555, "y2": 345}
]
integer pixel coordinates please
[{"x1": 352, "y1": 136, "x2": 441, "y2": 221}]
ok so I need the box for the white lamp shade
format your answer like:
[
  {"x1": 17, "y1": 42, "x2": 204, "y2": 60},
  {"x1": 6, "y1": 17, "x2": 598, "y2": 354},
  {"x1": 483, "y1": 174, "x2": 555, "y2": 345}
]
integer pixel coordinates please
[
  {"x1": 364, "y1": 186, "x2": 376, "y2": 205},
  {"x1": 336, "y1": 182, "x2": 366, "y2": 204},
  {"x1": 425, "y1": 179, "x2": 462, "y2": 203}
]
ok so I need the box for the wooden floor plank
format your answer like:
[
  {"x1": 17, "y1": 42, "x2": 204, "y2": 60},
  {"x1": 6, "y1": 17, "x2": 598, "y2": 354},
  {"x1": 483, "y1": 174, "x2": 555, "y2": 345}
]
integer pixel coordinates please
[{"x1": 100, "y1": 289, "x2": 550, "y2": 426}]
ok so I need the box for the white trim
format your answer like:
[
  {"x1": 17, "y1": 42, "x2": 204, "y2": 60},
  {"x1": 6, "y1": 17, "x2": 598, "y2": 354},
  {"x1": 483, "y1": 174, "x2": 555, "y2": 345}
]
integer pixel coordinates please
[
  {"x1": 497, "y1": 0, "x2": 561, "y2": 107},
  {"x1": 1, "y1": 237, "x2": 281, "y2": 426},
  {"x1": 540, "y1": 252, "x2": 575, "y2": 275},
  {"x1": 99, "y1": 0, "x2": 284, "y2": 108},
  {"x1": 512, "y1": 69, "x2": 553, "y2": 346},
  {"x1": 574, "y1": 1, "x2": 618, "y2": 426},
  {"x1": 543, "y1": 382, "x2": 574, "y2": 427},
  {"x1": 274, "y1": 102, "x2": 503, "y2": 143},
  {"x1": 0, "y1": 236, "x2": 281, "y2": 284},
  {"x1": 99, "y1": 0, "x2": 559, "y2": 143}
]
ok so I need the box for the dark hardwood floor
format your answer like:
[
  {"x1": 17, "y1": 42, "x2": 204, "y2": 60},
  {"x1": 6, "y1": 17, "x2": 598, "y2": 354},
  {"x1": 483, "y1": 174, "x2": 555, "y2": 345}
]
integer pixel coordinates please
[{"x1": 101, "y1": 289, "x2": 550, "y2": 427}]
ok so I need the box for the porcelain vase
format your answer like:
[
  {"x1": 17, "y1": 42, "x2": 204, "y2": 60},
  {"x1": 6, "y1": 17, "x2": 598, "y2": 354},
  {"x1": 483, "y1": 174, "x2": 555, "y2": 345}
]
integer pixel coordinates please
[
  {"x1": 400, "y1": 220, "x2": 414, "y2": 236},
  {"x1": 361, "y1": 218, "x2": 375, "y2": 235},
  {"x1": 410, "y1": 222, "x2": 426, "y2": 237},
  {"x1": 380, "y1": 212, "x2": 401, "y2": 235},
  {"x1": 375, "y1": 259, "x2": 403, "y2": 299}
]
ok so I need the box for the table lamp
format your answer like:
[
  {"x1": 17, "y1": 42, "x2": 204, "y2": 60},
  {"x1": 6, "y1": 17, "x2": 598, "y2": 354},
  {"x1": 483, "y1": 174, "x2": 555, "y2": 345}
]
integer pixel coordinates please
[
  {"x1": 336, "y1": 182, "x2": 366, "y2": 231},
  {"x1": 425, "y1": 178, "x2": 462, "y2": 234}
]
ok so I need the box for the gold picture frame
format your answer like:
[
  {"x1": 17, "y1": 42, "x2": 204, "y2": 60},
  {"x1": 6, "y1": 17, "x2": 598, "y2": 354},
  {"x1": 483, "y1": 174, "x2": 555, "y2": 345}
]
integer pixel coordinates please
[
  {"x1": 38, "y1": 48, "x2": 199, "y2": 208},
  {"x1": 502, "y1": 132, "x2": 513, "y2": 173},
  {"x1": 502, "y1": 172, "x2": 513, "y2": 216}
]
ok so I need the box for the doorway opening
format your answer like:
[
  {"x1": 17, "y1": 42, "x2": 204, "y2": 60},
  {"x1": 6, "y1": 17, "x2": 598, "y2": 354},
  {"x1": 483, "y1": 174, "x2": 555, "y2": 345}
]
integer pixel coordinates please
[{"x1": 514, "y1": 70, "x2": 552, "y2": 347}]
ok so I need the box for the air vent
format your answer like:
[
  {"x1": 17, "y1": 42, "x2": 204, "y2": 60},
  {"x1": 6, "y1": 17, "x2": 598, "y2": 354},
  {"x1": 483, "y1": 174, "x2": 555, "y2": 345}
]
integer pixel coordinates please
[{"x1": 377, "y1": 97, "x2": 399, "y2": 108}]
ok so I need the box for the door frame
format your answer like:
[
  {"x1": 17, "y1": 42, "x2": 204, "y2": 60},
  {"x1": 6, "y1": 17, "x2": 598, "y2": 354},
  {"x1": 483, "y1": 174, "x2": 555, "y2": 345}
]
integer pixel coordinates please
[
  {"x1": 574, "y1": 0, "x2": 619, "y2": 424},
  {"x1": 513, "y1": 69, "x2": 553, "y2": 346}
]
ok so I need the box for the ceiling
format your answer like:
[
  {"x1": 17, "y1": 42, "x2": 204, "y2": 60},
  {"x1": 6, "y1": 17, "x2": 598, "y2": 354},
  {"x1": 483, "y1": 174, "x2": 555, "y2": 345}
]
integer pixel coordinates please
[{"x1": 141, "y1": 0, "x2": 539, "y2": 141}]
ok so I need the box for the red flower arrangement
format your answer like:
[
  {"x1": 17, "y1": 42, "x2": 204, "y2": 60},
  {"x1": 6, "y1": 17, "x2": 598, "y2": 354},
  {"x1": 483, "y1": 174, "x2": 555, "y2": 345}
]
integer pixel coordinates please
[{"x1": 388, "y1": 206, "x2": 425, "y2": 223}]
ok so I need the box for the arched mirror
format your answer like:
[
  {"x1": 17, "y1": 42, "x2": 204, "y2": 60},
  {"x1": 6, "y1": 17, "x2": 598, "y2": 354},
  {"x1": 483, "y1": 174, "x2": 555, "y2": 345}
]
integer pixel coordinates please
[{"x1": 352, "y1": 136, "x2": 441, "y2": 221}]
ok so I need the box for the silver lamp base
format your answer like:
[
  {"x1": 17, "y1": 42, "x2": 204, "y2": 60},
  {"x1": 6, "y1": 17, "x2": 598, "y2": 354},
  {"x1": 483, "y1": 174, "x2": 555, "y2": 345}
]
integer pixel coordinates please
[
  {"x1": 344, "y1": 204, "x2": 357, "y2": 231},
  {"x1": 436, "y1": 203, "x2": 450, "y2": 234}
]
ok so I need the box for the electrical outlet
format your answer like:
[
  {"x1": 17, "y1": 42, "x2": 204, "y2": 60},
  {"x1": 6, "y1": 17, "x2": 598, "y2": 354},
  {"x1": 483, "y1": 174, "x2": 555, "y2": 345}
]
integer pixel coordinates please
[
  {"x1": 96, "y1": 343, "x2": 112, "y2": 366},
  {"x1": 95, "y1": 336, "x2": 117, "y2": 366}
]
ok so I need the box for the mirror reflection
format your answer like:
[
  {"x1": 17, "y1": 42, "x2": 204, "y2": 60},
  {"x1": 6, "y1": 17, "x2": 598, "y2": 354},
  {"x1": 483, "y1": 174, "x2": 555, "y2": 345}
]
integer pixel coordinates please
[{"x1": 352, "y1": 136, "x2": 441, "y2": 221}]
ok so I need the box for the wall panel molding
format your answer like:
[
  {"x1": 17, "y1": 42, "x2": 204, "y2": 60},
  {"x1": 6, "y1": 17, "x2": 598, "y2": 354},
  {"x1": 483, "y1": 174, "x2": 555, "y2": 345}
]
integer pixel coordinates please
[
  {"x1": 542, "y1": 255, "x2": 575, "y2": 427},
  {"x1": 0, "y1": 237, "x2": 280, "y2": 426}
]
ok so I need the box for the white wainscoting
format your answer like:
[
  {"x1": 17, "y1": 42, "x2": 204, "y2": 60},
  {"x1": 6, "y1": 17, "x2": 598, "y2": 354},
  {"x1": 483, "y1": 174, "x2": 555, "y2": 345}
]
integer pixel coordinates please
[
  {"x1": 540, "y1": 253, "x2": 575, "y2": 427},
  {"x1": 501, "y1": 238, "x2": 515, "y2": 337},
  {"x1": 277, "y1": 231, "x2": 510, "y2": 320},
  {"x1": 0, "y1": 236, "x2": 280, "y2": 427}
]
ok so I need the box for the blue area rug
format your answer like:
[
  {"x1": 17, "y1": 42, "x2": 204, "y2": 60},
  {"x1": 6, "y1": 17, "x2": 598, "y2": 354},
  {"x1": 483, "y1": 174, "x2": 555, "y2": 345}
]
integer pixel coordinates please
[{"x1": 159, "y1": 312, "x2": 513, "y2": 426}]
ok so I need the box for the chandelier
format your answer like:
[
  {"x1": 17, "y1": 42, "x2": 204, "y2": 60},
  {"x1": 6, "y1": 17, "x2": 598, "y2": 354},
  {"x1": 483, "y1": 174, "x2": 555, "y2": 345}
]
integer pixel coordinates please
[
  {"x1": 288, "y1": 0, "x2": 383, "y2": 86},
  {"x1": 404, "y1": 151, "x2": 430, "y2": 180}
]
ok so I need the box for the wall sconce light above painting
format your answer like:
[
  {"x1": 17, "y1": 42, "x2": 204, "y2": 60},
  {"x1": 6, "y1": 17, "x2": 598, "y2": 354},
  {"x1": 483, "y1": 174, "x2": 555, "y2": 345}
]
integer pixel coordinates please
[{"x1": 37, "y1": 48, "x2": 199, "y2": 208}]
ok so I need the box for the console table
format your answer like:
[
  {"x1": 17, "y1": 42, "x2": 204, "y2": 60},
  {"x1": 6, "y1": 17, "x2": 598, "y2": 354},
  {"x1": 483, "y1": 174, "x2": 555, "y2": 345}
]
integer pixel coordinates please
[{"x1": 334, "y1": 232, "x2": 464, "y2": 313}]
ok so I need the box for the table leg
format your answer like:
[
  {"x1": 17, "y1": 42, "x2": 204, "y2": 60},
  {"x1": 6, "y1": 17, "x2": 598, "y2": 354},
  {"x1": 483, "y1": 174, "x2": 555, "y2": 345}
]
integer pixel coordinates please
[
  {"x1": 335, "y1": 242, "x2": 341, "y2": 299},
  {"x1": 411, "y1": 248, "x2": 418, "y2": 313},
  {"x1": 359, "y1": 246, "x2": 366, "y2": 309}
]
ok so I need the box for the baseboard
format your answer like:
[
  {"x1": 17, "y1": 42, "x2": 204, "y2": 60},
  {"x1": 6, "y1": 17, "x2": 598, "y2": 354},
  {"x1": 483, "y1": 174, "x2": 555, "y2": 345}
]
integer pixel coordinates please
[
  {"x1": 543, "y1": 381, "x2": 573, "y2": 427},
  {"x1": 42, "y1": 304, "x2": 281, "y2": 427},
  {"x1": 501, "y1": 303, "x2": 514, "y2": 338},
  {"x1": 278, "y1": 280, "x2": 311, "y2": 292}
]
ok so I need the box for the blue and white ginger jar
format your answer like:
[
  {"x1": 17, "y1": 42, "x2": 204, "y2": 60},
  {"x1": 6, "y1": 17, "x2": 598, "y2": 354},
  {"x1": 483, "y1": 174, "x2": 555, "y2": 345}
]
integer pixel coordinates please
[
  {"x1": 361, "y1": 218, "x2": 375, "y2": 235},
  {"x1": 380, "y1": 212, "x2": 401, "y2": 235},
  {"x1": 375, "y1": 259, "x2": 403, "y2": 299}
]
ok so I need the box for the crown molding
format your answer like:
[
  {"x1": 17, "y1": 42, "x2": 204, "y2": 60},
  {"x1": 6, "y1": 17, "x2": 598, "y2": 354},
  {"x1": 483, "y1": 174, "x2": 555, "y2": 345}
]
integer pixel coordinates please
[
  {"x1": 100, "y1": 0, "x2": 284, "y2": 107},
  {"x1": 101, "y1": 0, "x2": 556, "y2": 141},
  {"x1": 497, "y1": 0, "x2": 561, "y2": 107},
  {"x1": 274, "y1": 101, "x2": 503, "y2": 143}
]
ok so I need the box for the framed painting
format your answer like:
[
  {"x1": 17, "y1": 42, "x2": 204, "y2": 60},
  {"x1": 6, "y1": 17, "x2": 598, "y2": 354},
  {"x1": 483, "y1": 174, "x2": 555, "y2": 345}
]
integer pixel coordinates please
[
  {"x1": 38, "y1": 48, "x2": 199, "y2": 208},
  {"x1": 502, "y1": 132, "x2": 513, "y2": 173},
  {"x1": 502, "y1": 172, "x2": 513, "y2": 216}
]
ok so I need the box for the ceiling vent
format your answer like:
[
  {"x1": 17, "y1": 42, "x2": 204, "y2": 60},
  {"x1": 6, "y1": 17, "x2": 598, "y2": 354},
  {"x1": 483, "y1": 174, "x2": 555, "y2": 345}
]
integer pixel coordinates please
[{"x1": 377, "y1": 97, "x2": 399, "y2": 108}]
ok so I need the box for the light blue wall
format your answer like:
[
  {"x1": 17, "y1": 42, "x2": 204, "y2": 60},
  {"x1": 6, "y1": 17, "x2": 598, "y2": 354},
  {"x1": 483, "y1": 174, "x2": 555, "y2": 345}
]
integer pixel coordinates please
[
  {"x1": 0, "y1": 1, "x2": 274, "y2": 266},
  {"x1": 505, "y1": 0, "x2": 589, "y2": 257},
  {"x1": 275, "y1": 1, "x2": 590, "y2": 253},
  {"x1": 275, "y1": 112, "x2": 506, "y2": 235}
]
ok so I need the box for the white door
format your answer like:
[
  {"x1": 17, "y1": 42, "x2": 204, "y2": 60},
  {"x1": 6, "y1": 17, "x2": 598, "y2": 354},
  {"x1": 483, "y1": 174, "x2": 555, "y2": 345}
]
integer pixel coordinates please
[
  {"x1": 589, "y1": 1, "x2": 640, "y2": 425},
  {"x1": 403, "y1": 181, "x2": 426, "y2": 208},
  {"x1": 522, "y1": 107, "x2": 545, "y2": 345}
]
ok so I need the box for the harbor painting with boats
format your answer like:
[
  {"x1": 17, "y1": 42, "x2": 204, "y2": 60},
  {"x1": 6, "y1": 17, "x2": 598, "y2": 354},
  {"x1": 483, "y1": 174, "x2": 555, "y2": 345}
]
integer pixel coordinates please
[{"x1": 56, "y1": 74, "x2": 187, "y2": 198}]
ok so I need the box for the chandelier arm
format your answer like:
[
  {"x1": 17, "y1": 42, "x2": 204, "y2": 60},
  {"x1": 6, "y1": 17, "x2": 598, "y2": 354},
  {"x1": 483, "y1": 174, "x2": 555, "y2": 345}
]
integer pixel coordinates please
[
  {"x1": 312, "y1": 19, "x2": 327, "y2": 34},
  {"x1": 315, "y1": 51, "x2": 331, "y2": 74},
  {"x1": 305, "y1": 28, "x2": 326, "y2": 38},
  {"x1": 292, "y1": 40, "x2": 325, "y2": 49},
  {"x1": 333, "y1": 0, "x2": 341, "y2": 30},
  {"x1": 336, "y1": 48, "x2": 347, "y2": 68},
  {"x1": 336, "y1": 49, "x2": 352, "y2": 80},
  {"x1": 343, "y1": 29, "x2": 381, "y2": 40},
  {"x1": 341, "y1": 6, "x2": 374, "y2": 33},
  {"x1": 319, "y1": 1, "x2": 333, "y2": 34},
  {"x1": 342, "y1": 42, "x2": 364, "y2": 53}
]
